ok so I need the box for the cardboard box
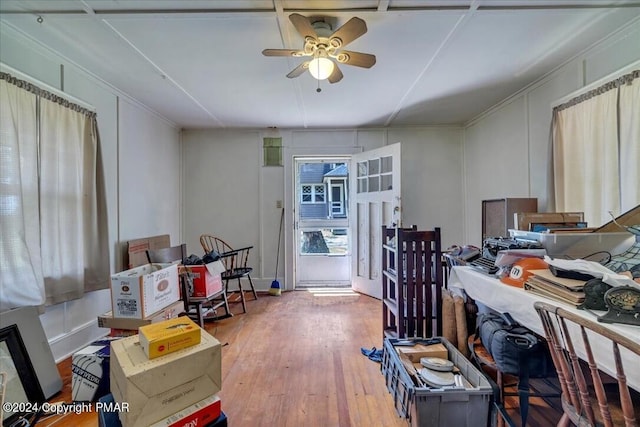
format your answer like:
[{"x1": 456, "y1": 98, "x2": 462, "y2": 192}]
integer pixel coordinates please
[
  {"x1": 72, "y1": 338, "x2": 119, "y2": 402},
  {"x1": 109, "y1": 329, "x2": 138, "y2": 338},
  {"x1": 110, "y1": 331, "x2": 221, "y2": 427},
  {"x1": 98, "y1": 300, "x2": 184, "y2": 330},
  {"x1": 126, "y1": 235, "x2": 171, "y2": 269},
  {"x1": 148, "y1": 394, "x2": 221, "y2": 427},
  {"x1": 139, "y1": 317, "x2": 201, "y2": 359},
  {"x1": 110, "y1": 263, "x2": 180, "y2": 319},
  {"x1": 396, "y1": 343, "x2": 448, "y2": 363},
  {"x1": 513, "y1": 212, "x2": 584, "y2": 231},
  {"x1": 183, "y1": 261, "x2": 225, "y2": 298},
  {"x1": 509, "y1": 230, "x2": 634, "y2": 258}
]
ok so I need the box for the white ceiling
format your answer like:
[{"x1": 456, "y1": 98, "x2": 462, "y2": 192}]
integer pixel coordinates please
[{"x1": 1, "y1": 1, "x2": 639, "y2": 129}]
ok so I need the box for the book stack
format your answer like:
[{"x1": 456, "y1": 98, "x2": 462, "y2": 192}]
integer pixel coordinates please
[{"x1": 524, "y1": 268, "x2": 586, "y2": 307}]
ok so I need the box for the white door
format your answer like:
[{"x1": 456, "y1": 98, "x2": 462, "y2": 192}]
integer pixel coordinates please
[
  {"x1": 294, "y1": 158, "x2": 351, "y2": 287},
  {"x1": 350, "y1": 143, "x2": 402, "y2": 299}
]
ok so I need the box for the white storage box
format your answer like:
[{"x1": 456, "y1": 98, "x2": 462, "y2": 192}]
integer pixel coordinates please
[
  {"x1": 509, "y1": 230, "x2": 634, "y2": 259},
  {"x1": 110, "y1": 330, "x2": 222, "y2": 427},
  {"x1": 110, "y1": 263, "x2": 180, "y2": 319}
]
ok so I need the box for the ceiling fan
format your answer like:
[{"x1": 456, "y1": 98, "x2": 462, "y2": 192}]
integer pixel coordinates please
[{"x1": 262, "y1": 13, "x2": 376, "y2": 84}]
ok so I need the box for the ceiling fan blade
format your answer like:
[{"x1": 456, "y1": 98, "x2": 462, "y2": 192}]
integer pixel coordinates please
[
  {"x1": 328, "y1": 64, "x2": 343, "y2": 84},
  {"x1": 329, "y1": 17, "x2": 367, "y2": 48},
  {"x1": 336, "y1": 50, "x2": 376, "y2": 68},
  {"x1": 289, "y1": 13, "x2": 318, "y2": 41},
  {"x1": 287, "y1": 61, "x2": 309, "y2": 78},
  {"x1": 262, "y1": 49, "x2": 304, "y2": 57}
]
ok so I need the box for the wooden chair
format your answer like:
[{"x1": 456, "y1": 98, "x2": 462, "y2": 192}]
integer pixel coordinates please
[
  {"x1": 534, "y1": 301, "x2": 640, "y2": 427},
  {"x1": 200, "y1": 235, "x2": 257, "y2": 313},
  {"x1": 146, "y1": 243, "x2": 231, "y2": 327}
]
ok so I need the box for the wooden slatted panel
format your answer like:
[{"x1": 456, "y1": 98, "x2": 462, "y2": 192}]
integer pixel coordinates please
[{"x1": 400, "y1": 227, "x2": 443, "y2": 338}]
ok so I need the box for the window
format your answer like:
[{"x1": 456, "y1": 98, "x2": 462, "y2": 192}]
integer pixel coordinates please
[
  {"x1": 0, "y1": 72, "x2": 109, "y2": 310},
  {"x1": 357, "y1": 155, "x2": 393, "y2": 194},
  {"x1": 301, "y1": 184, "x2": 325, "y2": 203},
  {"x1": 263, "y1": 136, "x2": 282, "y2": 166},
  {"x1": 552, "y1": 69, "x2": 639, "y2": 225}
]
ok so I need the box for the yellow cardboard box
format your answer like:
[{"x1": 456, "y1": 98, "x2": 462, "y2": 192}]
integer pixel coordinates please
[
  {"x1": 110, "y1": 331, "x2": 221, "y2": 427},
  {"x1": 139, "y1": 317, "x2": 201, "y2": 359}
]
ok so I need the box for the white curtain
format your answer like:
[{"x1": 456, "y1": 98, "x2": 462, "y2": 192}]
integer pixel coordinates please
[
  {"x1": 619, "y1": 77, "x2": 640, "y2": 212},
  {"x1": 553, "y1": 89, "x2": 619, "y2": 227},
  {"x1": 0, "y1": 80, "x2": 46, "y2": 310},
  {"x1": 39, "y1": 98, "x2": 109, "y2": 305},
  {"x1": 0, "y1": 73, "x2": 110, "y2": 311},
  {"x1": 552, "y1": 70, "x2": 639, "y2": 226}
]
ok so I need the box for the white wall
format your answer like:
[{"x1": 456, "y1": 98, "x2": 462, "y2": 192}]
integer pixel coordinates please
[
  {"x1": 0, "y1": 25, "x2": 182, "y2": 361},
  {"x1": 462, "y1": 21, "x2": 640, "y2": 247},
  {"x1": 181, "y1": 130, "x2": 262, "y2": 259},
  {"x1": 389, "y1": 127, "x2": 465, "y2": 245}
]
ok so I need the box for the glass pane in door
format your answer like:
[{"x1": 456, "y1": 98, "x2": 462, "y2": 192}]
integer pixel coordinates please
[{"x1": 299, "y1": 229, "x2": 348, "y2": 255}]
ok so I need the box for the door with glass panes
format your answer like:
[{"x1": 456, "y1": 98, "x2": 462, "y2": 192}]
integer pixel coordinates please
[{"x1": 350, "y1": 143, "x2": 401, "y2": 299}]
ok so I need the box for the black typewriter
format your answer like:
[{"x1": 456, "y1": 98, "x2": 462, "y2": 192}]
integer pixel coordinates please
[
  {"x1": 469, "y1": 237, "x2": 543, "y2": 275},
  {"x1": 469, "y1": 256, "x2": 500, "y2": 275}
]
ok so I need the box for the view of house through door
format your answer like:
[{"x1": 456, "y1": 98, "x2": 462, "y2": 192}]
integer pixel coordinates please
[{"x1": 294, "y1": 157, "x2": 351, "y2": 287}]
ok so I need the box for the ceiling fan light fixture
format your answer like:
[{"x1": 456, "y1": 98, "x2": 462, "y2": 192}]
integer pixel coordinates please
[{"x1": 309, "y1": 57, "x2": 334, "y2": 80}]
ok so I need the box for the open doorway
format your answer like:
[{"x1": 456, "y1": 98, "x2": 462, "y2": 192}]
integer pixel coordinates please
[{"x1": 294, "y1": 157, "x2": 351, "y2": 288}]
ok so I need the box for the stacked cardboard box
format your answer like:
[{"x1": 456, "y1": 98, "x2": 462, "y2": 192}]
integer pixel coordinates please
[
  {"x1": 98, "y1": 393, "x2": 228, "y2": 427},
  {"x1": 110, "y1": 321, "x2": 223, "y2": 427},
  {"x1": 98, "y1": 300, "x2": 185, "y2": 337},
  {"x1": 182, "y1": 261, "x2": 225, "y2": 299},
  {"x1": 148, "y1": 395, "x2": 222, "y2": 427},
  {"x1": 126, "y1": 235, "x2": 171, "y2": 270},
  {"x1": 110, "y1": 263, "x2": 181, "y2": 319},
  {"x1": 71, "y1": 337, "x2": 121, "y2": 402},
  {"x1": 100, "y1": 262, "x2": 182, "y2": 336}
]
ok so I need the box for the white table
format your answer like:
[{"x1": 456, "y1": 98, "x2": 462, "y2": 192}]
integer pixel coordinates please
[{"x1": 448, "y1": 266, "x2": 640, "y2": 391}]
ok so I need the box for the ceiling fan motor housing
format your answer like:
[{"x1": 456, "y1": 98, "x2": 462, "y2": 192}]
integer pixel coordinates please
[{"x1": 307, "y1": 21, "x2": 342, "y2": 54}]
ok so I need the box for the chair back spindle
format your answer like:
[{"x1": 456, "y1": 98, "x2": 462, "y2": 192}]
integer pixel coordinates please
[{"x1": 534, "y1": 301, "x2": 640, "y2": 427}]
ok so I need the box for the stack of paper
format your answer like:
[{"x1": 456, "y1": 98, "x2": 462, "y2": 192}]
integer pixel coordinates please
[{"x1": 524, "y1": 268, "x2": 586, "y2": 307}]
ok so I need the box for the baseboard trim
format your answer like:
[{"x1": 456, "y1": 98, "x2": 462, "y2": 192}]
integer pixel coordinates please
[{"x1": 48, "y1": 320, "x2": 108, "y2": 363}]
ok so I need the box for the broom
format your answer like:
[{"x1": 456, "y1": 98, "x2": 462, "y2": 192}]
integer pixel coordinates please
[{"x1": 269, "y1": 208, "x2": 285, "y2": 296}]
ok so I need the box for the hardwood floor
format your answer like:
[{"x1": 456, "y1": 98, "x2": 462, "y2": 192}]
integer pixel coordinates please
[{"x1": 35, "y1": 289, "x2": 562, "y2": 426}]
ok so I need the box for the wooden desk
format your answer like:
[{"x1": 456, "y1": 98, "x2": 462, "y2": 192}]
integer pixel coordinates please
[{"x1": 449, "y1": 266, "x2": 640, "y2": 391}]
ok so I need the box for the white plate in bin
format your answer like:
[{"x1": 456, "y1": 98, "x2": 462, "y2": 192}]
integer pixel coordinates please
[
  {"x1": 420, "y1": 357, "x2": 454, "y2": 372},
  {"x1": 418, "y1": 368, "x2": 455, "y2": 387}
]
